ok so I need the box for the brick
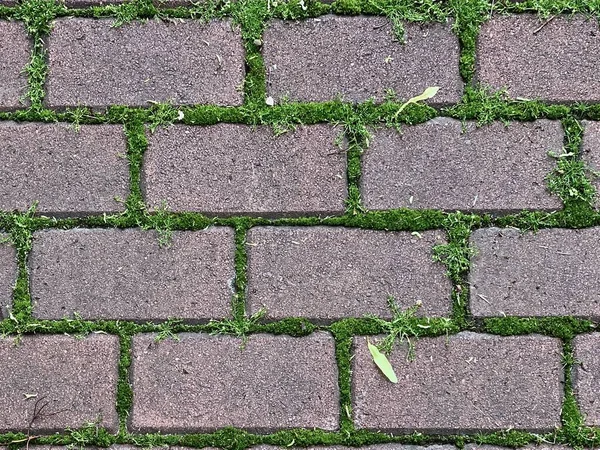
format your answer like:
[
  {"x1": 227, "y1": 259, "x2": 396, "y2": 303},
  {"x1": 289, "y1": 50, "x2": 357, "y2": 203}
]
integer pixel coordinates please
[
  {"x1": 131, "y1": 332, "x2": 338, "y2": 432},
  {"x1": 582, "y1": 120, "x2": 600, "y2": 208},
  {"x1": 46, "y1": 19, "x2": 244, "y2": 108},
  {"x1": 143, "y1": 124, "x2": 347, "y2": 216},
  {"x1": 0, "y1": 21, "x2": 30, "y2": 110},
  {"x1": 477, "y1": 15, "x2": 600, "y2": 102},
  {"x1": 0, "y1": 237, "x2": 17, "y2": 318},
  {"x1": 352, "y1": 332, "x2": 563, "y2": 432},
  {"x1": 30, "y1": 227, "x2": 235, "y2": 321},
  {"x1": 573, "y1": 333, "x2": 600, "y2": 426},
  {"x1": 0, "y1": 334, "x2": 119, "y2": 432},
  {"x1": 263, "y1": 16, "x2": 462, "y2": 104},
  {"x1": 0, "y1": 122, "x2": 129, "y2": 215},
  {"x1": 247, "y1": 227, "x2": 451, "y2": 322},
  {"x1": 470, "y1": 227, "x2": 600, "y2": 319},
  {"x1": 361, "y1": 118, "x2": 563, "y2": 212}
]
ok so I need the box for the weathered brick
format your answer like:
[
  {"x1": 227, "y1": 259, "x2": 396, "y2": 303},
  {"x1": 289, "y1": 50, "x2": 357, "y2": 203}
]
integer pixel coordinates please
[
  {"x1": 573, "y1": 333, "x2": 600, "y2": 426},
  {"x1": 263, "y1": 16, "x2": 462, "y2": 104},
  {"x1": 361, "y1": 118, "x2": 562, "y2": 212},
  {"x1": 46, "y1": 19, "x2": 244, "y2": 108},
  {"x1": 582, "y1": 120, "x2": 600, "y2": 208},
  {"x1": 352, "y1": 333, "x2": 563, "y2": 432},
  {"x1": 0, "y1": 334, "x2": 119, "y2": 432},
  {"x1": 247, "y1": 227, "x2": 451, "y2": 322},
  {"x1": 0, "y1": 21, "x2": 30, "y2": 110},
  {"x1": 0, "y1": 237, "x2": 17, "y2": 319},
  {"x1": 0, "y1": 122, "x2": 129, "y2": 215},
  {"x1": 143, "y1": 124, "x2": 346, "y2": 216},
  {"x1": 30, "y1": 227, "x2": 235, "y2": 321},
  {"x1": 131, "y1": 332, "x2": 338, "y2": 432},
  {"x1": 470, "y1": 227, "x2": 600, "y2": 319},
  {"x1": 477, "y1": 15, "x2": 600, "y2": 102}
]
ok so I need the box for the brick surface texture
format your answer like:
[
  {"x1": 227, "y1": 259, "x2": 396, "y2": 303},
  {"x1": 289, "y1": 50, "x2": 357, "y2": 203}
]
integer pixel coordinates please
[
  {"x1": 246, "y1": 227, "x2": 451, "y2": 321},
  {"x1": 130, "y1": 333, "x2": 338, "y2": 432},
  {"x1": 263, "y1": 16, "x2": 462, "y2": 104},
  {"x1": 0, "y1": 237, "x2": 16, "y2": 318},
  {"x1": 0, "y1": 334, "x2": 119, "y2": 432},
  {"x1": 352, "y1": 333, "x2": 563, "y2": 432},
  {"x1": 361, "y1": 119, "x2": 563, "y2": 212},
  {"x1": 573, "y1": 333, "x2": 600, "y2": 426},
  {"x1": 470, "y1": 227, "x2": 600, "y2": 319},
  {"x1": 0, "y1": 21, "x2": 30, "y2": 110},
  {"x1": 29, "y1": 228, "x2": 235, "y2": 321},
  {"x1": 582, "y1": 120, "x2": 600, "y2": 208}
]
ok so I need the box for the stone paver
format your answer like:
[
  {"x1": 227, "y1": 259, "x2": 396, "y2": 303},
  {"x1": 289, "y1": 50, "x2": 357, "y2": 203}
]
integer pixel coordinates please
[
  {"x1": 263, "y1": 15, "x2": 462, "y2": 104},
  {"x1": 130, "y1": 332, "x2": 338, "y2": 432},
  {"x1": 0, "y1": 237, "x2": 16, "y2": 319},
  {"x1": 46, "y1": 19, "x2": 244, "y2": 108},
  {"x1": 470, "y1": 227, "x2": 600, "y2": 319},
  {"x1": 352, "y1": 333, "x2": 563, "y2": 432},
  {"x1": 0, "y1": 334, "x2": 119, "y2": 432},
  {"x1": 143, "y1": 124, "x2": 347, "y2": 216},
  {"x1": 0, "y1": 122, "x2": 129, "y2": 215},
  {"x1": 0, "y1": 22, "x2": 30, "y2": 110},
  {"x1": 573, "y1": 333, "x2": 600, "y2": 426},
  {"x1": 477, "y1": 15, "x2": 600, "y2": 102},
  {"x1": 254, "y1": 446, "x2": 455, "y2": 450},
  {"x1": 582, "y1": 120, "x2": 600, "y2": 208},
  {"x1": 361, "y1": 118, "x2": 563, "y2": 212},
  {"x1": 29, "y1": 228, "x2": 235, "y2": 321},
  {"x1": 465, "y1": 446, "x2": 569, "y2": 450},
  {"x1": 246, "y1": 227, "x2": 451, "y2": 321}
]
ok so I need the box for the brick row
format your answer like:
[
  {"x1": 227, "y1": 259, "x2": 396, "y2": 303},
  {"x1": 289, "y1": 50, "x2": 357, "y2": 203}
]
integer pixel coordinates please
[
  {"x1": 0, "y1": 21, "x2": 30, "y2": 110},
  {"x1": 582, "y1": 120, "x2": 600, "y2": 208},
  {"x1": 0, "y1": 236, "x2": 17, "y2": 319},
  {"x1": 573, "y1": 333, "x2": 600, "y2": 426}
]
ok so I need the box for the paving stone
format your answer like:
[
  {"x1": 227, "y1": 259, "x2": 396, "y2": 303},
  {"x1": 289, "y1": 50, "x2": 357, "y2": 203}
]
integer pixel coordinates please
[
  {"x1": 143, "y1": 124, "x2": 346, "y2": 216},
  {"x1": 263, "y1": 15, "x2": 462, "y2": 104},
  {"x1": 253, "y1": 446, "x2": 455, "y2": 450},
  {"x1": 246, "y1": 227, "x2": 451, "y2": 322},
  {"x1": 477, "y1": 15, "x2": 600, "y2": 102},
  {"x1": 465, "y1": 446, "x2": 569, "y2": 450},
  {"x1": 470, "y1": 227, "x2": 600, "y2": 319},
  {"x1": 0, "y1": 122, "x2": 129, "y2": 215},
  {"x1": 0, "y1": 237, "x2": 17, "y2": 319},
  {"x1": 582, "y1": 120, "x2": 600, "y2": 208},
  {"x1": 0, "y1": 334, "x2": 119, "y2": 432},
  {"x1": 46, "y1": 19, "x2": 244, "y2": 109},
  {"x1": 0, "y1": 21, "x2": 30, "y2": 110},
  {"x1": 131, "y1": 332, "x2": 338, "y2": 432},
  {"x1": 352, "y1": 332, "x2": 563, "y2": 432},
  {"x1": 573, "y1": 333, "x2": 600, "y2": 426},
  {"x1": 361, "y1": 118, "x2": 563, "y2": 212},
  {"x1": 30, "y1": 227, "x2": 235, "y2": 321}
]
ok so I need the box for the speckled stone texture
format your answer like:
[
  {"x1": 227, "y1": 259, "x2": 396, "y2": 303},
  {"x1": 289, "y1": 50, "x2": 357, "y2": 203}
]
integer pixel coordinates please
[
  {"x1": 0, "y1": 334, "x2": 119, "y2": 432},
  {"x1": 246, "y1": 227, "x2": 451, "y2": 322},
  {"x1": 582, "y1": 120, "x2": 600, "y2": 208},
  {"x1": 470, "y1": 227, "x2": 600, "y2": 319},
  {"x1": 263, "y1": 15, "x2": 462, "y2": 104},
  {"x1": 143, "y1": 124, "x2": 347, "y2": 216},
  {"x1": 130, "y1": 333, "x2": 339, "y2": 432},
  {"x1": 361, "y1": 118, "x2": 563, "y2": 212},
  {"x1": 0, "y1": 122, "x2": 129, "y2": 215},
  {"x1": 46, "y1": 19, "x2": 245, "y2": 109},
  {"x1": 352, "y1": 333, "x2": 563, "y2": 432},
  {"x1": 29, "y1": 228, "x2": 235, "y2": 321},
  {"x1": 477, "y1": 15, "x2": 600, "y2": 102},
  {"x1": 0, "y1": 237, "x2": 16, "y2": 319},
  {"x1": 0, "y1": 22, "x2": 30, "y2": 110},
  {"x1": 573, "y1": 333, "x2": 600, "y2": 426}
]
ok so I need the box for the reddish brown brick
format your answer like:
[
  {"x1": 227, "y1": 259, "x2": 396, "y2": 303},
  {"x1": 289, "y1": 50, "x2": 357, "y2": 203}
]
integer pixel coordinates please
[
  {"x1": 361, "y1": 119, "x2": 562, "y2": 212},
  {"x1": 0, "y1": 237, "x2": 17, "y2": 319},
  {"x1": 582, "y1": 120, "x2": 600, "y2": 208},
  {"x1": 131, "y1": 332, "x2": 338, "y2": 432},
  {"x1": 247, "y1": 227, "x2": 451, "y2": 322},
  {"x1": 143, "y1": 124, "x2": 346, "y2": 216},
  {"x1": 0, "y1": 334, "x2": 119, "y2": 432},
  {"x1": 30, "y1": 228, "x2": 235, "y2": 321},
  {"x1": 0, "y1": 21, "x2": 30, "y2": 110},
  {"x1": 470, "y1": 227, "x2": 600, "y2": 319},
  {"x1": 46, "y1": 19, "x2": 244, "y2": 108},
  {"x1": 263, "y1": 15, "x2": 462, "y2": 104},
  {"x1": 352, "y1": 333, "x2": 563, "y2": 432},
  {"x1": 477, "y1": 15, "x2": 600, "y2": 102},
  {"x1": 0, "y1": 122, "x2": 129, "y2": 215},
  {"x1": 573, "y1": 333, "x2": 600, "y2": 426}
]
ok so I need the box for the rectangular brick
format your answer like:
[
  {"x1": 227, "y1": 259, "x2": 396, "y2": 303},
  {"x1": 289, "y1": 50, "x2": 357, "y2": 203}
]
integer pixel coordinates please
[
  {"x1": 263, "y1": 16, "x2": 462, "y2": 104},
  {"x1": 0, "y1": 236, "x2": 16, "y2": 319},
  {"x1": 0, "y1": 122, "x2": 129, "y2": 215},
  {"x1": 573, "y1": 333, "x2": 600, "y2": 426},
  {"x1": 131, "y1": 332, "x2": 338, "y2": 432},
  {"x1": 0, "y1": 21, "x2": 30, "y2": 110},
  {"x1": 247, "y1": 227, "x2": 451, "y2": 322},
  {"x1": 470, "y1": 227, "x2": 600, "y2": 319},
  {"x1": 143, "y1": 124, "x2": 347, "y2": 216},
  {"x1": 582, "y1": 120, "x2": 600, "y2": 208},
  {"x1": 29, "y1": 228, "x2": 235, "y2": 321},
  {"x1": 352, "y1": 333, "x2": 563, "y2": 432},
  {"x1": 361, "y1": 119, "x2": 562, "y2": 212},
  {"x1": 477, "y1": 15, "x2": 600, "y2": 102},
  {"x1": 0, "y1": 334, "x2": 119, "y2": 432},
  {"x1": 46, "y1": 19, "x2": 244, "y2": 108}
]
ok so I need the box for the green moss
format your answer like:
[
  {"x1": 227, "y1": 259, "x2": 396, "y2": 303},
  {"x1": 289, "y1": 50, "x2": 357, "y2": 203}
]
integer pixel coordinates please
[{"x1": 483, "y1": 317, "x2": 596, "y2": 339}]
